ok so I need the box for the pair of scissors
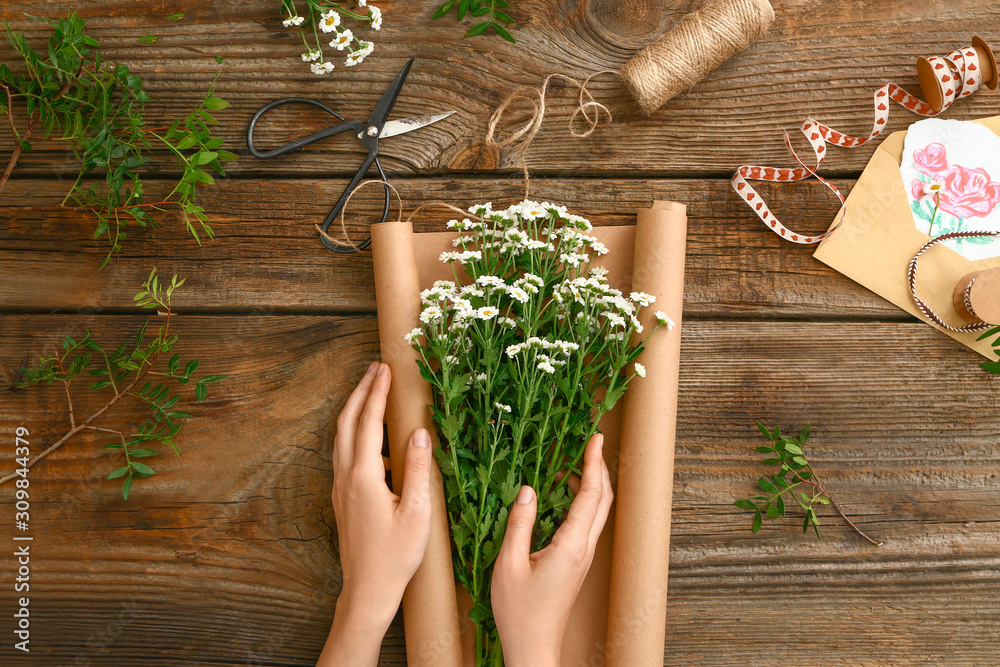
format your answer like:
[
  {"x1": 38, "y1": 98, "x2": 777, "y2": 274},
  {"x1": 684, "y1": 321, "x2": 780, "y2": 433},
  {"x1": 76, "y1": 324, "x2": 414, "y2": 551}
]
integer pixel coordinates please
[{"x1": 246, "y1": 57, "x2": 455, "y2": 253}]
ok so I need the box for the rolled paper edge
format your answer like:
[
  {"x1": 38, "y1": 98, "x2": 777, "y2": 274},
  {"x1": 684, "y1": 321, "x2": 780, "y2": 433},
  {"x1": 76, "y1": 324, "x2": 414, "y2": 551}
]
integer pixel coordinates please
[
  {"x1": 953, "y1": 270, "x2": 982, "y2": 323},
  {"x1": 604, "y1": 201, "x2": 687, "y2": 666},
  {"x1": 370, "y1": 220, "x2": 464, "y2": 667},
  {"x1": 973, "y1": 36, "x2": 998, "y2": 90}
]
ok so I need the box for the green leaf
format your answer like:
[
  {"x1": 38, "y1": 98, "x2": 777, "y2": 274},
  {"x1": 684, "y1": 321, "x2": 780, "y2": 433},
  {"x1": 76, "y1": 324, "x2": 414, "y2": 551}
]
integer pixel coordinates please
[
  {"x1": 107, "y1": 466, "x2": 129, "y2": 479},
  {"x1": 733, "y1": 499, "x2": 757, "y2": 511},
  {"x1": 129, "y1": 448, "x2": 157, "y2": 458},
  {"x1": 203, "y1": 97, "x2": 229, "y2": 111},
  {"x1": 89, "y1": 380, "x2": 111, "y2": 390},
  {"x1": 783, "y1": 442, "x2": 803, "y2": 455},
  {"x1": 757, "y1": 477, "x2": 778, "y2": 494},
  {"x1": 130, "y1": 461, "x2": 156, "y2": 476},
  {"x1": 464, "y1": 21, "x2": 490, "y2": 37},
  {"x1": 167, "y1": 12, "x2": 184, "y2": 20},
  {"x1": 138, "y1": 34, "x2": 158, "y2": 44},
  {"x1": 215, "y1": 54, "x2": 224, "y2": 64},
  {"x1": 492, "y1": 22, "x2": 516, "y2": 43},
  {"x1": 194, "y1": 382, "x2": 207, "y2": 401},
  {"x1": 122, "y1": 475, "x2": 133, "y2": 500},
  {"x1": 751, "y1": 509, "x2": 762, "y2": 533},
  {"x1": 792, "y1": 456, "x2": 809, "y2": 466}
]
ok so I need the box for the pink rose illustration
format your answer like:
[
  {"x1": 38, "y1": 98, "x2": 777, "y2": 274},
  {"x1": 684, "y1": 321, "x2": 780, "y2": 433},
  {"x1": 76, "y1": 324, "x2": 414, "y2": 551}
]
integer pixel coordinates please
[
  {"x1": 937, "y1": 165, "x2": 1000, "y2": 219},
  {"x1": 912, "y1": 142, "x2": 949, "y2": 175}
]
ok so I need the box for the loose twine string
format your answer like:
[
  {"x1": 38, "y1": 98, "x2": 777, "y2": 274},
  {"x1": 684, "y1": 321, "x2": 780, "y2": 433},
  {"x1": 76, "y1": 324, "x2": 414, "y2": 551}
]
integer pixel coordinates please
[
  {"x1": 319, "y1": 71, "x2": 616, "y2": 249},
  {"x1": 907, "y1": 230, "x2": 1000, "y2": 331}
]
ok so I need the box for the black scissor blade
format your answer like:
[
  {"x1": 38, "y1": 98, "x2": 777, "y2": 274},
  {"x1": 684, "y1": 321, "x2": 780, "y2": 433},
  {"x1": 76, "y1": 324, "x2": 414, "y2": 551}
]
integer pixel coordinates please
[{"x1": 366, "y1": 57, "x2": 415, "y2": 133}]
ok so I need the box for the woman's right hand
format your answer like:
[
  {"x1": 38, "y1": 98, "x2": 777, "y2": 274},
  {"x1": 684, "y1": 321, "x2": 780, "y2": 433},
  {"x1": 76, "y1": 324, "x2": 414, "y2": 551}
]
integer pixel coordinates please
[{"x1": 490, "y1": 434, "x2": 614, "y2": 667}]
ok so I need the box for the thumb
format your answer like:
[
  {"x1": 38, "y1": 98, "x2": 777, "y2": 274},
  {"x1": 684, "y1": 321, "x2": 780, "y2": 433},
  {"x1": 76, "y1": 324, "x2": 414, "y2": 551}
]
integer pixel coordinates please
[
  {"x1": 499, "y1": 486, "x2": 537, "y2": 561},
  {"x1": 399, "y1": 428, "x2": 432, "y2": 518}
]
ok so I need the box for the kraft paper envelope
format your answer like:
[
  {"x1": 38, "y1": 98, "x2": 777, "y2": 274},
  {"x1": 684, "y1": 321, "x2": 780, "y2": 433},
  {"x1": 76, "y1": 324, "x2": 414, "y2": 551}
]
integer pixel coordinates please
[{"x1": 814, "y1": 115, "x2": 1000, "y2": 358}]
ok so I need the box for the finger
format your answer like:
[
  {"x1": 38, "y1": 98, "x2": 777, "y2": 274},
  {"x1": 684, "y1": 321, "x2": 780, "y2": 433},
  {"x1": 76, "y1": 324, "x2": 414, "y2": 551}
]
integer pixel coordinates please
[
  {"x1": 355, "y1": 363, "x2": 392, "y2": 473},
  {"x1": 587, "y1": 455, "x2": 614, "y2": 552},
  {"x1": 555, "y1": 469, "x2": 581, "y2": 495},
  {"x1": 497, "y1": 486, "x2": 537, "y2": 564},
  {"x1": 554, "y1": 434, "x2": 605, "y2": 548},
  {"x1": 398, "y1": 428, "x2": 433, "y2": 520},
  {"x1": 334, "y1": 361, "x2": 380, "y2": 471}
]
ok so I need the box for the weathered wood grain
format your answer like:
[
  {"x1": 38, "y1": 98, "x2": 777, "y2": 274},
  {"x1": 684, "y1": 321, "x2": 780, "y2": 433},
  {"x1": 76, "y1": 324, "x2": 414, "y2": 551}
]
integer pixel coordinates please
[
  {"x1": 1, "y1": 315, "x2": 998, "y2": 665},
  {"x1": 0, "y1": 176, "x2": 906, "y2": 318},
  {"x1": 1, "y1": 1, "x2": 999, "y2": 177}
]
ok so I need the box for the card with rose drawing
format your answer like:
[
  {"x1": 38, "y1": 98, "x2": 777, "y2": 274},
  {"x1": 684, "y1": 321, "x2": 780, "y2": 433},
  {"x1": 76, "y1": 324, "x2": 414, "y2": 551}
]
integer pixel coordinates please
[{"x1": 901, "y1": 117, "x2": 1000, "y2": 260}]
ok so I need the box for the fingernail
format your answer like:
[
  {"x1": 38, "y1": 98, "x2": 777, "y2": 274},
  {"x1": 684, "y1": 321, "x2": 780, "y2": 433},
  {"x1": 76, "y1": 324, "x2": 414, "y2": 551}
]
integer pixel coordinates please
[
  {"x1": 376, "y1": 362, "x2": 386, "y2": 376},
  {"x1": 413, "y1": 428, "x2": 430, "y2": 448},
  {"x1": 366, "y1": 362, "x2": 378, "y2": 376},
  {"x1": 516, "y1": 486, "x2": 534, "y2": 504},
  {"x1": 595, "y1": 433, "x2": 604, "y2": 449}
]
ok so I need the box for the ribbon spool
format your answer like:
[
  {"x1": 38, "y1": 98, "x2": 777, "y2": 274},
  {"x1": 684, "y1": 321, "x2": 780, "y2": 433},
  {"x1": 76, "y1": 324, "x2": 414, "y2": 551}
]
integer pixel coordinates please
[
  {"x1": 619, "y1": 0, "x2": 775, "y2": 116},
  {"x1": 732, "y1": 37, "x2": 998, "y2": 244},
  {"x1": 954, "y1": 267, "x2": 1000, "y2": 325}
]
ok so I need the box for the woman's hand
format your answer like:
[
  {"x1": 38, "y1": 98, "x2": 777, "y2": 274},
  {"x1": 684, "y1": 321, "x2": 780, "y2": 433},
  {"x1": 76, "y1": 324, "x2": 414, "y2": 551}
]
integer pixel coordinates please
[
  {"x1": 490, "y1": 434, "x2": 614, "y2": 667},
  {"x1": 317, "y1": 362, "x2": 434, "y2": 666}
]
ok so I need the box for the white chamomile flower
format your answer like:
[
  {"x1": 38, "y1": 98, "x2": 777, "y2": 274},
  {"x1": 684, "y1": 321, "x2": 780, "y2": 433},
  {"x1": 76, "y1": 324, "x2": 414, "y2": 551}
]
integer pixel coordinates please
[
  {"x1": 439, "y1": 251, "x2": 459, "y2": 263},
  {"x1": 500, "y1": 317, "x2": 516, "y2": 328},
  {"x1": 477, "y1": 306, "x2": 499, "y2": 320},
  {"x1": 495, "y1": 402, "x2": 511, "y2": 413},
  {"x1": 404, "y1": 327, "x2": 421, "y2": 343},
  {"x1": 537, "y1": 361, "x2": 556, "y2": 375},
  {"x1": 476, "y1": 275, "x2": 505, "y2": 288},
  {"x1": 476, "y1": 372, "x2": 488, "y2": 382},
  {"x1": 319, "y1": 9, "x2": 342, "y2": 32},
  {"x1": 330, "y1": 29, "x2": 353, "y2": 50},
  {"x1": 655, "y1": 311, "x2": 675, "y2": 330},
  {"x1": 591, "y1": 241, "x2": 608, "y2": 256},
  {"x1": 283, "y1": 15, "x2": 305, "y2": 27},
  {"x1": 419, "y1": 305, "x2": 443, "y2": 323},
  {"x1": 630, "y1": 315, "x2": 644, "y2": 334},
  {"x1": 310, "y1": 61, "x2": 334, "y2": 75},
  {"x1": 301, "y1": 50, "x2": 321, "y2": 62},
  {"x1": 605, "y1": 313, "x2": 626, "y2": 328},
  {"x1": 369, "y1": 5, "x2": 382, "y2": 30},
  {"x1": 590, "y1": 266, "x2": 609, "y2": 280},
  {"x1": 507, "y1": 286, "x2": 530, "y2": 303},
  {"x1": 634, "y1": 362, "x2": 646, "y2": 378},
  {"x1": 450, "y1": 297, "x2": 472, "y2": 311},
  {"x1": 506, "y1": 344, "x2": 523, "y2": 357},
  {"x1": 358, "y1": 0, "x2": 367, "y2": 5},
  {"x1": 630, "y1": 291, "x2": 655, "y2": 307}
]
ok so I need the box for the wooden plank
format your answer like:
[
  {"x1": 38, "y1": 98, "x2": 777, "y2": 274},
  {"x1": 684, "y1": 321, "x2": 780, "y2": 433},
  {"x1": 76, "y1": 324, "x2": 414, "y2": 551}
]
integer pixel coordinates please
[
  {"x1": 1, "y1": 1, "x2": 999, "y2": 177},
  {"x1": 0, "y1": 176, "x2": 903, "y2": 318},
  {"x1": 1, "y1": 315, "x2": 997, "y2": 664}
]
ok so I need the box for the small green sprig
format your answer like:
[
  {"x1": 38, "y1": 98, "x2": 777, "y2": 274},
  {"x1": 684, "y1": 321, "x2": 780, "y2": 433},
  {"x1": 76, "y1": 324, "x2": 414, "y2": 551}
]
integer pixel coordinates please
[
  {"x1": 0, "y1": 12, "x2": 236, "y2": 267},
  {"x1": 5, "y1": 269, "x2": 227, "y2": 500},
  {"x1": 432, "y1": 0, "x2": 516, "y2": 43},
  {"x1": 734, "y1": 423, "x2": 882, "y2": 546},
  {"x1": 977, "y1": 326, "x2": 1000, "y2": 375}
]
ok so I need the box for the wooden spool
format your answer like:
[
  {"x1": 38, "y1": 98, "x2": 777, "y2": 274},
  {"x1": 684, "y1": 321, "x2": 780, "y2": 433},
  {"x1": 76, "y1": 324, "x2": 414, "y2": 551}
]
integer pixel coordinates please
[
  {"x1": 954, "y1": 267, "x2": 1000, "y2": 324},
  {"x1": 917, "y1": 36, "x2": 998, "y2": 113}
]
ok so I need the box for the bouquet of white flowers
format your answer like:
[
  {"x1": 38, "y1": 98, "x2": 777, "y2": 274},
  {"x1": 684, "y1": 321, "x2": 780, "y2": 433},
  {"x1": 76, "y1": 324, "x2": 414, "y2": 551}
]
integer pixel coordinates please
[{"x1": 407, "y1": 200, "x2": 672, "y2": 664}]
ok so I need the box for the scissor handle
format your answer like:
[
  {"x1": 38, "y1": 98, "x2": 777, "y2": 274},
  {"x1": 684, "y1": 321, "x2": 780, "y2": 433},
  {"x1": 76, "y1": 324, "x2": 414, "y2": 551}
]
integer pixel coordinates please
[
  {"x1": 246, "y1": 97, "x2": 365, "y2": 159},
  {"x1": 320, "y1": 155, "x2": 390, "y2": 253}
]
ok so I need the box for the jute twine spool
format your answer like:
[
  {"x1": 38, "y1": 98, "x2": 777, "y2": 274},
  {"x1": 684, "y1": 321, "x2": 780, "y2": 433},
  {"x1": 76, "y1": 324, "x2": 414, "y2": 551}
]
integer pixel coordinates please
[{"x1": 620, "y1": 0, "x2": 775, "y2": 115}]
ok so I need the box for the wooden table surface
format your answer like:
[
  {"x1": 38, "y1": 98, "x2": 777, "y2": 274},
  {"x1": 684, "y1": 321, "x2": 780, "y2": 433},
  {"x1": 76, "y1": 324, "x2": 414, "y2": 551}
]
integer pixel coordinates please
[{"x1": 2, "y1": 1, "x2": 999, "y2": 665}]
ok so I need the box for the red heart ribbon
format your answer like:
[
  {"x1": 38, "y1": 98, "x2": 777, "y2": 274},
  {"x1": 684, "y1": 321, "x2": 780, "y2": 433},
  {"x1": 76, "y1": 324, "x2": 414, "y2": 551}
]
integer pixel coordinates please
[{"x1": 732, "y1": 44, "x2": 985, "y2": 244}]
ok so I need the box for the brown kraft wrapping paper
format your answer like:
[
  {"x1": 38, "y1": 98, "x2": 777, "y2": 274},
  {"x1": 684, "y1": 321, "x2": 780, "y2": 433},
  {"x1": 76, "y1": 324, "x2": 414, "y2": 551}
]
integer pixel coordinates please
[
  {"x1": 371, "y1": 220, "x2": 464, "y2": 667},
  {"x1": 370, "y1": 201, "x2": 687, "y2": 665},
  {"x1": 605, "y1": 201, "x2": 687, "y2": 666}
]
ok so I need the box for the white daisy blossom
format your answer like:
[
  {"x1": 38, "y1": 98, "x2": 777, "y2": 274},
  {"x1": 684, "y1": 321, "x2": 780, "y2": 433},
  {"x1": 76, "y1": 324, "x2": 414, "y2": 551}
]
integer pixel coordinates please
[
  {"x1": 310, "y1": 61, "x2": 334, "y2": 75},
  {"x1": 495, "y1": 402, "x2": 512, "y2": 413},
  {"x1": 500, "y1": 317, "x2": 517, "y2": 328},
  {"x1": 283, "y1": 15, "x2": 305, "y2": 27},
  {"x1": 419, "y1": 305, "x2": 443, "y2": 323},
  {"x1": 476, "y1": 372, "x2": 487, "y2": 382},
  {"x1": 369, "y1": 5, "x2": 382, "y2": 30},
  {"x1": 404, "y1": 327, "x2": 421, "y2": 343},
  {"x1": 319, "y1": 9, "x2": 342, "y2": 32},
  {"x1": 477, "y1": 275, "x2": 505, "y2": 288},
  {"x1": 507, "y1": 286, "x2": 530, "y2": 303},
  {"x1": 605, "y1": 313, "x2": 626, "y2": 328},
  {"x1": 655, "y1": 311, "x2": 675, "y2": 330},
  {"x1": 301, "y1": 50, "x2": 321, "y2": 62},
  {"x1": 506, "y1": 344, "x2": 523, "y2": 357},
  {"x1": 358, "y1": 0, "x2": 367, "y2": 5},
  {"x1": 345, "y1": 50, "x2": 365, "y2": 67},
  {"x1": 537, "y1": 361, "x2": 556, "y2": 375},
  {"x1": 634, "y1": 362, "x2": 646, "y2": 378},
  {"x1": 630, "y1": 291, "x2": 655, "y2": 307},
  {"x1": 477, "y1": 306, "x2": 499, "y2": 320},
  {"x1": 330, "y1": 29, "x2": 353, "y2": 50},
  {"x1": 444, "y1": 355, "x2": 458, "y2": 364}
]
